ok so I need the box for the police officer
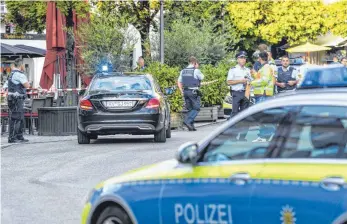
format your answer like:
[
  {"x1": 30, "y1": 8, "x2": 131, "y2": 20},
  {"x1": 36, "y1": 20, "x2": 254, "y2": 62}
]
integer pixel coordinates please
[
  {"x1": 341, "y1": 57, "x2": 347, "y2": 67},
  {"x1": 178, "y1": 56, "x2": 204, "y2": 131},
  {"x1": 227, "y1": 51, "x2": 252, "y2": 117},
  {"x1": 7, "y1": 58, "x2": 30, "y2": 143},
  {"x1": 276, "y1": 55, "x2": 299, "y2": 94}
]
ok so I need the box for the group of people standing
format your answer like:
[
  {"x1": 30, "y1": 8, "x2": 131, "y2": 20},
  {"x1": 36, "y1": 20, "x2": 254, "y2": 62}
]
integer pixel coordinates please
[
  {"x1": 177, "y1": 46, "x2": 303, "y2": 134},
  {"x1": 228, "y1": 49, "x2": 300, "y2": 116}
]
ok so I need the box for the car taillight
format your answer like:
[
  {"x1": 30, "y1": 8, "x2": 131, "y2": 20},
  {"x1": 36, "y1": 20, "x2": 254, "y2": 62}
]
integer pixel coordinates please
[
  {"x1": 146, "y1": 98, "x2": 160, "y2": 109},
  {"x1": 80, "y1": 98, "x2": 93, "y2": 110}
]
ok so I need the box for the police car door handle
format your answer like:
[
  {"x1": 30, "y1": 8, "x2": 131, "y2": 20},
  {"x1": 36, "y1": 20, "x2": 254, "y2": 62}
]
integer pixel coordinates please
[
  {"x1": 320, "y1": 177, "x2": 346, "y2": 191},
  {"x1": 229, "y1": 172, "x2": 251, "y2": 185}
]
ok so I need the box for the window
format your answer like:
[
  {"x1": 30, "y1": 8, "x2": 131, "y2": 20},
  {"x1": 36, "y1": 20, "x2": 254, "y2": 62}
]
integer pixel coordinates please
[
  {"x1": 201, "y1": 107, "x2": 295, "y2": 162},
  {"x1": 279, "y1": 106, "x2": 347, "y2": 159},
  {"x1": 90, "y1": 76, "x2": 152, "y2": 93}
]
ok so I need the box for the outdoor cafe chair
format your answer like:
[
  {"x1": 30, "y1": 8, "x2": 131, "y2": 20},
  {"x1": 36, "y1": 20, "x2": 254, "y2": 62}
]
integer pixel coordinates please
[
  {"x1": 44, "y1": 96, "x2": 54, "y2": 107},
  {"x1": 24, "y1": 98, "x2": 45, "y2": 135}
]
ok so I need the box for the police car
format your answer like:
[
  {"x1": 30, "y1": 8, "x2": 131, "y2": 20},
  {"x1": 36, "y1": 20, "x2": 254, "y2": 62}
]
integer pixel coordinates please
[{"x1": 82, "y1": 84, "x2": 347, "y2": 224}]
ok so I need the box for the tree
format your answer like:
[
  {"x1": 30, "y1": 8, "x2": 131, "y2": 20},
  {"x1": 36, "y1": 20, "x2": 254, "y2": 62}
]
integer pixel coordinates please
[
  {"x1": 326, "y1": 0, "x2": 347, "y2": 37},
  {"x1": 4, "y1": 1, "x2": 46, "y2": 34},
  {"x1": 97, "y1": 0, "x2": 160, "y2": 59},
  {"x1": 5, "y1": 0, "x2": 90, "y2": 106},
  {"x1": 226, "y1": 0, "x2": 329, "y2": 46},
  {"x1": 77, "y1": 13, "x2": 137, "y2": 74},
  {"x1": 164, "y1": 19, "x2": 227, "y2": 67}
]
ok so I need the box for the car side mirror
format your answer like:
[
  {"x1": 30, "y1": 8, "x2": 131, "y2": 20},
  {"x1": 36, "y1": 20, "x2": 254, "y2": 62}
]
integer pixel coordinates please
[
  {"x1": 164, "y1": 87, "x2": 175, "y2": 95},
  {"x1": 78, "y1": 89, "x2": 86, "y2": 96},
  {"x1": 175, "y1": 142, "x2": 199, "y2": 164}
]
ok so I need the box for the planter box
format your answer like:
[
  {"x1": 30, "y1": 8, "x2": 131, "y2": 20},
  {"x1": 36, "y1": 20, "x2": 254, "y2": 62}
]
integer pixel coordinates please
[
  {"x1": 170, "y1": 112, "x2": 184, "y2": 129},
  {"x1": 217, "y1": 105, "x2": 225, "y2": 119},
  {"x1": 195, "y1": 106, "x2": 218, "y2": 122},
  {"x1": 38, "y1": 106, "x2": 77, "y2": 136}
]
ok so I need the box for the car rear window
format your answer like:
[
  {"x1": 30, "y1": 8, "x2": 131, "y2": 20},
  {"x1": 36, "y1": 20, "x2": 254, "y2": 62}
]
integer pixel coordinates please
[{"x1": 90, "y1": 76, "x2": 152, "y2": 92}]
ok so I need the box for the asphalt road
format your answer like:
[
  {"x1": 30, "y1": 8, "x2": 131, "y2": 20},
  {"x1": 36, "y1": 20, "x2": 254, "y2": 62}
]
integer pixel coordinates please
[{"x1": 1, "y1": 124, "x2": 220, "y2": 224}]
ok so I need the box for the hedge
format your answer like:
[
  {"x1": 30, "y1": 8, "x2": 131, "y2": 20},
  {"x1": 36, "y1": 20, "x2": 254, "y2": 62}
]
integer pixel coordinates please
[{"x1": 144, "y1": 61, "x2": 237, "y2": 113}]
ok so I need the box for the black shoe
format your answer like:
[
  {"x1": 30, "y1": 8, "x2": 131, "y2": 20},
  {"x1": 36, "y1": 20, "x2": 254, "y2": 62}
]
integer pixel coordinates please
[
  {"x1": 183, "y1": 121, "x2": 194, "y2": 131},
  {"x1": 191, "y1": 123, "x2": 197, "y2": 131}
]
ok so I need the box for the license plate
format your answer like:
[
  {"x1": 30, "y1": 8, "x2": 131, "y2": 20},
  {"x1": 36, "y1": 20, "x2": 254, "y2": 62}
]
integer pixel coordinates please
[{"x1": 103, "y1": 101, "x2": 135, "y2": 108}]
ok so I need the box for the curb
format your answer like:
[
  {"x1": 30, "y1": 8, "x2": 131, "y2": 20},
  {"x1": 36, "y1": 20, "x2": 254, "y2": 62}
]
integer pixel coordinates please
[
  {"x1": 195, "y1": 119, "x2": 227, "y2": 128},
  {"x1": 1, "y1": 137, "x2": 76, "y2": 149},
  {"x1": 1, "y1": 120, "x2": 226, "y2": 148}
]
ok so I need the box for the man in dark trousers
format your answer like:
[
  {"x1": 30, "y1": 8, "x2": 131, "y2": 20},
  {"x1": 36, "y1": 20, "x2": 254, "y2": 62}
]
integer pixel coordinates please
[
  {"x1": 227, "y1": 51, "x2": 252, "y2": 117},
  {"x1": 276, "y1": 55, "x2": 299, "y2": 94},
  {"x1": 7, "y1": 58, "x2": 30, "y2": 143},
  {"x1": 227, "y1": 51, "x2": 252, "y2": 141},
  {"x1": 178, "y1": 56, "x2": 204, "y2": 131}
]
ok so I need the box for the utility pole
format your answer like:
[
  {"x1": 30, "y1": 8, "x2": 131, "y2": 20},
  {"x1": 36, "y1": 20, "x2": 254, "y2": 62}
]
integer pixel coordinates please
[{"x1": 160, "y1": 0, "x2": 164, "y2": 64}]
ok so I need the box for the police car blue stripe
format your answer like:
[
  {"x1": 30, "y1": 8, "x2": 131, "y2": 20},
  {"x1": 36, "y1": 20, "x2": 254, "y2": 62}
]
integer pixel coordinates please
[{"x1": 110, "y1": 178, "x2": 347, "y2": 188}]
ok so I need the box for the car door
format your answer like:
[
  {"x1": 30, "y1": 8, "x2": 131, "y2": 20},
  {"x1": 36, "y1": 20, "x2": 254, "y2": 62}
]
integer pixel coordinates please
[
  {"x1": 250, "y1": 105, "x2": 347, "y2": 224},
  {"x1": 159, "y1": 106, "x2": 294, "y2": 224}
]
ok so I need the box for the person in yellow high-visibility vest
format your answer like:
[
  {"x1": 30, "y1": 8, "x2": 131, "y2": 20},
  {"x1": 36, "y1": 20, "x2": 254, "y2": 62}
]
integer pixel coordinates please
[
  {"x1": 251, "y1": 52, "x2": 276, "y2": 143},
  {"x1": 251, "y1": 52, "x2": 275, "y2": 104}
]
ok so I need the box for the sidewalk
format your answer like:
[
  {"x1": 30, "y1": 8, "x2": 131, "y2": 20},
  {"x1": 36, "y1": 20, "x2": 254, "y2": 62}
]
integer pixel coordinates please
[
  {"x1": 0, "y1": 135, "x2": 76, "y2": 149},
  {"x1": 1, "y1": 119, "x2": 226, "y2": 149}
]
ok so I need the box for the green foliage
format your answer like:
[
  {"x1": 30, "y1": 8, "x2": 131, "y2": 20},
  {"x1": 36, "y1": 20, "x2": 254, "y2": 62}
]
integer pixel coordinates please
[
  {"x1": 326, "y1": 0, "x2": 347, "y2": 37},
  {"x1": 4, "y1": 1, "x2": 46, "y2": 34},
  {"x1": 226, "y1": 0, "x2": 329, "y2": 45},
  {"x1": 97, "y1": 0, "x2": 160, "y2": 58},
  {"x1": 56, "y1": 1, "x2": 90, "y2": 18},
  {"x1": 77, "y1": 13, "x2": 137, "y2": 75},
  {"x1": 164, "y1": 19, "x2": 227, "y2": 68},
  {"x1": 143, "y1": 61, "x2": 236, "y2": 112},
  {"x1": 4, "y1": 1, "x2": 90, "y2": 34},
  {"x1": 143, "y1": 62, "x2": 183, "y2": 113},
  {"x1": 199, "y1": 62, "x2": 234, "y2": 107}
]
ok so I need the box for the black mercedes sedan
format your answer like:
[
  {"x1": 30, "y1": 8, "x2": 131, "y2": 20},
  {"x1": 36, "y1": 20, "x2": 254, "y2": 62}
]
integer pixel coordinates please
[{"x1": 77, "y1": 72, "x2": 171, "y2": 144}]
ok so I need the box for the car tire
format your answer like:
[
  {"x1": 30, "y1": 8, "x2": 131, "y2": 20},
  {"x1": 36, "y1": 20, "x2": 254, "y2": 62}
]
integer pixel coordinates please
[
  {"x1": 77, "y1": 129, "x2": 90, "y2": 144},
  {"x1": 166, "y1": 122, "x2": 171, "y2": 138},
  {"x1": 89, "y1": 134, "x2": 98, "y2": 140},
  {"x1": 154, "y1": 127, "x2": 166, "y2": 143},
  {"x1": 96, "y1": 205, "x2": 132, "y2": 224}
]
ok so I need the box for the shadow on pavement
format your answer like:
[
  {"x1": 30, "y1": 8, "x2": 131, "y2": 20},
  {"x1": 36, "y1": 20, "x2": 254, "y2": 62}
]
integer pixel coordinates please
[{"x1": 92, "y1": 136, "x2": 157, "y2": 144}]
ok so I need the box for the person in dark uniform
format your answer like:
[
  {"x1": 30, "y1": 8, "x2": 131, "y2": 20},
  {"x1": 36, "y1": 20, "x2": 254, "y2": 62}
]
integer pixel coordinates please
[
  {"x1": 227, "y1": 51, "x2": 252, "y2": 117},
  {"x1": 276, "y1": 55, "x2": 299, "y2": 94},
  {"x1": 178, "y1": 56, "x2": 204, "y2": 131},
  {"x1": 7, "y1": 58, "x2": 30, "y2": 143}
]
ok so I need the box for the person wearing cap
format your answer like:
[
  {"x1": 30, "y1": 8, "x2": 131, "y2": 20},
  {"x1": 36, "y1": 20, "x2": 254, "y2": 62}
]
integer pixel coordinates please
[
  {"x1": 178, "y1": 56, "x2": 204, "y2": 131},
  {"x1": 251, "y1": 51, "x2": 275, "y2": 103},
  {"x1": 7, "y1": 58, "x2": 30, "y2": 143},
  {"x1": 227, "y1": 51, "x2": 252, "y2": 114}
]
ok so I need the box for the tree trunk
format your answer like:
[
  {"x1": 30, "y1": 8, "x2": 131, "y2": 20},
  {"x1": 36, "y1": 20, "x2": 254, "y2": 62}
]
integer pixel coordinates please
[
  {"x1": 65, "y1": 7, "x2": 77, "y2": 106},
  {"x1": 137, "y1": 1, "x2": 152, "y2": 59}
]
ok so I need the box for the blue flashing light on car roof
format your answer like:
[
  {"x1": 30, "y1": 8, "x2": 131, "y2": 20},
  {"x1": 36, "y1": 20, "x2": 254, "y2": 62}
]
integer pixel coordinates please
[
  {"x1": 102, "y1": 65, "x2": 108, "y2": 72},
  {"x1": 298, "y1": 65, "x2": 347, "y2": 89}
]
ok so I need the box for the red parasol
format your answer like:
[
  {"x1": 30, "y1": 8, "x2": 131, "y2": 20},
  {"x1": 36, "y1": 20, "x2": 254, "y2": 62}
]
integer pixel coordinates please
[{"x1": 40, "y1": 1, "x2": 67, "y2": 90}]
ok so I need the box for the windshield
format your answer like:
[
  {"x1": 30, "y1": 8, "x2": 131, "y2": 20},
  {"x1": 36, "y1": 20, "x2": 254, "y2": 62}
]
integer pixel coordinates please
[{"x1": 89, "y1": 76, "x2": 152, "y2": 93}]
